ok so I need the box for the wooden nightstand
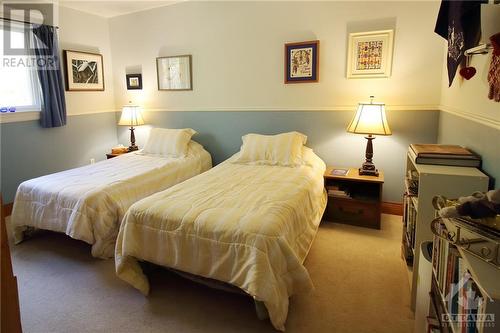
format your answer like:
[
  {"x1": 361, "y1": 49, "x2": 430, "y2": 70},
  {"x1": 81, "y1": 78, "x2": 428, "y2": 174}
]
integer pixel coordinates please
[
  {"x1": 323, "y1": 167, "x2": 384, "y2": 229},
  {"x1": 106, "y1": 152, "x2": 128, "y2": 159}
]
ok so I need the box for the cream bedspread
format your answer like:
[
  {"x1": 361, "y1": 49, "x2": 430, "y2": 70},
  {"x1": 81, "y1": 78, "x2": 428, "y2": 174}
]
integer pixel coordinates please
[
  {"x1": 11, "y1": 141, "x2": 212, "y2": 258},
  {"x1": 115, "y1": 149, "x2": 327, "y2": 331}
]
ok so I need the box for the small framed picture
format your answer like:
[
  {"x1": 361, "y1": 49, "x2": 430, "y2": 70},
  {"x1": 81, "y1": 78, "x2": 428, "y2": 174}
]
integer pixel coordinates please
[
  {"x1": 284, "y1": 40, "x2": 319, "y2": 84},
  {"x1": 331, "y1": 168, "x2": 349, "y2": 176},
  {"x1": 126, "y1": 74, "x2": 142, "y2": 90},
  {"x1": 347, "y1": 30, "x2": 394, "y2": 79},
  {"x1": 63, "y1": 50, "x2": 104, "y2": 91},
  {"x1": 156, "y1": 55, "x2": 192, "y2": 91}
]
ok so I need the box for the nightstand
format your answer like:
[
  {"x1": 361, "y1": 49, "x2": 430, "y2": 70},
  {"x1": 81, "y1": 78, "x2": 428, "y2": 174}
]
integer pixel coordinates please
[
  {"x1": 323, "y1": 167, "x2": 384, "y2": 229},
  {"x1": 106, "y1": 152, "x2": 128, "y2": 159}
]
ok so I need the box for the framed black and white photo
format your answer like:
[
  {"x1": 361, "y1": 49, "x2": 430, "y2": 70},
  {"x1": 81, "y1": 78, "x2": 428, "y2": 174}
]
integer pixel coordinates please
[
  {"x1": 346, "y1": 30, "x2": 394, "y2": 79},
  {"x1": 126, "y1": 74, "x2": 142, "y2": 90},
  {"x1": 63, "y1": 50, "x2": 104, "y2": 91},
  {"x1": 284, "y1": 40, "x2": 319, "y2": 84},
  {"x1": 156, "y1": 55, "x2": 192, "y2": 91}
]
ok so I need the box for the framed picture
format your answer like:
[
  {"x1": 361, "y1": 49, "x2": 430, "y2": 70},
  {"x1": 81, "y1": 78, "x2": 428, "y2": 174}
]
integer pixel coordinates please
[
  {"x1": 156, "y1": 55, "x2": 192, "y2": 91},
  {"x1": 284, "y1": 40, "x2": 319, "y2": 84},
  {"x1": 63, "y1": 50, "x2": 104, "y2": 91},
  {"x1": 346, "y1": 30, "x2": 394, "y2": 79},
  {"x1": 126, "y1": 74, "x2": 142, "y2": 90}
]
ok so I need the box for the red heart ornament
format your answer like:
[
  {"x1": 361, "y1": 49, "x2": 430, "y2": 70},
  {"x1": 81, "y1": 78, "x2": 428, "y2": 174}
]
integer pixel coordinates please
[{"x1": 459, "y1": 67, "x2": 476, "y2": 80}]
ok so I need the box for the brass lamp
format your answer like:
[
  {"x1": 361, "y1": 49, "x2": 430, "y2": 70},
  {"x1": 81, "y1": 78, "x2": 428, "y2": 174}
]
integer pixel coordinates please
[
  {"x1": 347, "y1": 96, "x2": 392, "y2": 177},
  {"x1": 118, "y1": 104, "x2": 145, "y2": 151}
]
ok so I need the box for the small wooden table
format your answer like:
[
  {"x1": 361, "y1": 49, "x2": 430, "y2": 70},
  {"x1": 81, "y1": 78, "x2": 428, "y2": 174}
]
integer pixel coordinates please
[
  {"x1": 323, "y1": 167, "x2": 384, "y2": 229},
  {"x1": 106, "y1": 152, "x2": 128, "y2": 159}
]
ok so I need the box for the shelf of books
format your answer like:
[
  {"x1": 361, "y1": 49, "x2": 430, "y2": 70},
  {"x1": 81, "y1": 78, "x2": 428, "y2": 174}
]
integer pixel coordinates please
[
  {"x1": 428, "y1": 217, "x2": 500, "y2": 333},
  {"x1": 401, "y1": 145, "x2": 489, "y2": 311}
]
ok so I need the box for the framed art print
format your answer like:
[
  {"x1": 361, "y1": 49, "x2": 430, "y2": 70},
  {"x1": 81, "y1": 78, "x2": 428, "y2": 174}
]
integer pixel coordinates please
[
  {"x1": 347, "y1": 30, "x2": 394, "y2": 79},
  {"x1": 157, "y1": 55, "x2": 192, "y2": 91},
  {"x1": 284, "y1": 40, "x2": 319, "y2": 84},
  {"x1": 63, "y1": 50, "x2": 104, "y2": 91},
  {"x1": 126, "y1": 74, "x2": 142, "y2": 90}
]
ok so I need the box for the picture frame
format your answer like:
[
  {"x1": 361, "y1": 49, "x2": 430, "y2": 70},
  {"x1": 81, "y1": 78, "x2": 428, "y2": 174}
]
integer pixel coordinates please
[
  {"x1": 126, "y1": 74, "x2": 142, "y2": 90},
  {"x1": 284, "y1": 40, "x2": 319, "y2": 84},
  {"x1": 63, "y1": 50, "x2": 104, "y2": 91},
  {"x1": 156, "y1": 55, "x2": 192, "y2": 91},
  {"x1": 346, "y1": 30, "x2": 394, "y2": 79}
]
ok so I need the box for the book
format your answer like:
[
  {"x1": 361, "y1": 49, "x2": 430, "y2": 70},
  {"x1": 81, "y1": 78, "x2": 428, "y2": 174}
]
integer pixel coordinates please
[
  {"x1": 327, "y1": 189, "x2": 350, "y2": 198},
  {"x1": 439, "y1": 240, "x2": 449, "y2": 292},
  {"x1": 410, "y1": 144, "x2": 475, "y2": 157},
  {"x1": 331, "y1": 168, "x2": 349, "y2": 176},
  {"x1": 414, "y1": 158, "x2": 480, "y2": 167},
  {"x1": 445, "y1": 248, "x2": 456, "y2": 300},
  {"x1": 408, "y1": 148, "x2": 481, "y2": 167}
]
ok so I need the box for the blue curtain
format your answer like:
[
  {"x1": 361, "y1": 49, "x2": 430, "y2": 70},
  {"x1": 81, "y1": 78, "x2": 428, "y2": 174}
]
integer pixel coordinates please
[{"x1": 32, "y1": 25, "x2": 67, "y2": 128}]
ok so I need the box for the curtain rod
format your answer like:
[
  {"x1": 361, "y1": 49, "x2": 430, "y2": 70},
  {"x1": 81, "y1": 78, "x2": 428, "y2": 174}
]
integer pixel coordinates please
[{"x1": 0, "y1": 17, "x2": 59, "y2": 29}]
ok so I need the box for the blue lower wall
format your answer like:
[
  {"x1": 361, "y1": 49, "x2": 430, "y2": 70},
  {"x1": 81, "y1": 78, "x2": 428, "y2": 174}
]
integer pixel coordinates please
[
  {"x1": 438, "y1": 112, "x2": 499, "y2": 189},
  {"x1": 3, "y1": 110, "x2": 495, "y2": 205},
  {"x1": 117, "y1": 110, "x2": 440, "y2": 203},
  {"x1": 1, "y1": 112, "x2": 118, "y2": 202}
]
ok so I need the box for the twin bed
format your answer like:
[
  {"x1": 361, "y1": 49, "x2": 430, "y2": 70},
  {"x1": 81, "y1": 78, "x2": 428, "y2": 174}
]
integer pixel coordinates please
[
  {"x1": 12, "y1": 130, "x2": 212, "y2": 258},
  {"x1": 11, "y1": 130, "x2": 327, "y2": 331}
]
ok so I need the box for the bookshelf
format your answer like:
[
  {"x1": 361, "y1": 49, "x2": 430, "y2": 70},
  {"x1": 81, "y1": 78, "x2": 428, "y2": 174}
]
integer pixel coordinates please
[
  {"x1": 427, "y1": 217, "x2": 500, "y2": 333},
  {"x1": 401, "y1": 148, "x2": 489, "y2": 311}
]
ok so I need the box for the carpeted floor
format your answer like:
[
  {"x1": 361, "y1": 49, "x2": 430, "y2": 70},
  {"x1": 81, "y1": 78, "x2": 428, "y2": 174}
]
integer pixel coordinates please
[{"x1": 10, "y1": 214, "x2": 414, "y2": 333}]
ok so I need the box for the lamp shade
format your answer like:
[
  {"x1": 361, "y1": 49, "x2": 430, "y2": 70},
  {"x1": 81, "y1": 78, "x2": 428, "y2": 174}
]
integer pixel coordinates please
[
  {"x1": 346, "y1": 101, "x2": 392, "y2": 136},
  {"x1": 118, "y1": 105, "x2": 145, "y2": 126}
]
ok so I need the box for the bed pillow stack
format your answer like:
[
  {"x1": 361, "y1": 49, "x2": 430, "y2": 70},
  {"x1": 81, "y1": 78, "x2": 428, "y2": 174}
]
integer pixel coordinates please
[
  {"x1": 235, "y1": 131, "x2": 307, "y2": 167},
  {"x1": 143, "y1": 128, "x2": 197, "y2": 157}
]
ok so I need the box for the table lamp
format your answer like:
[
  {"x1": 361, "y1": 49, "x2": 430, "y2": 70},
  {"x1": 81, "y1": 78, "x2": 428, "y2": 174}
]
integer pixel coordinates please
[
  {"x1": 346, "y1": 96, "x2": 391, "y2": 177},
  {"x1": 118, "y1": 103, "x2": 145, "y2": 151}
]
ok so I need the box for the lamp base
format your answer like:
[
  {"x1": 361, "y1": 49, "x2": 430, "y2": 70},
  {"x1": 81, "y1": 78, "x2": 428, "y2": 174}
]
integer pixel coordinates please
[
  {"x1": 358, "y1": 134, "x2": 380, "y2": 177},
  {"x1": 128, "y1": 126, "x2": 139, "y2": 152},
  {"x1": 359, "y1": 163, "x2": 379, "y2": 177}
]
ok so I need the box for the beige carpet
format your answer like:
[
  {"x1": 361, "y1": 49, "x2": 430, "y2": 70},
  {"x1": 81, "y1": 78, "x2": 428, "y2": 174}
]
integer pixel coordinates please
[{"x1": 10, "y1": 214, "x2": 414, "y2": 333}]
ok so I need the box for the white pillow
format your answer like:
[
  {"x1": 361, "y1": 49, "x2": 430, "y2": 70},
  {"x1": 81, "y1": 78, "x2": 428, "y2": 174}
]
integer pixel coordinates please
[
  {"x1": 234, "y1": 131, "x2": 307, "y2": 166},
  {"x1": 143, "y1": 128, "x2": 197, "y2": 157}
]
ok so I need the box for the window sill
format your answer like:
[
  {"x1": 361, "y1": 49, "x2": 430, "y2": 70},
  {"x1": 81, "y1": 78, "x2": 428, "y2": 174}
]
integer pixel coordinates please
[{"x1": 0, "y1": 111, "x2": 40, "y2": 124}]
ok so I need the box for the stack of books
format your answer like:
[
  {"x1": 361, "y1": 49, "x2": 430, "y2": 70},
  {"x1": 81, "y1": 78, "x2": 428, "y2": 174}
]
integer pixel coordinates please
[
  {"x1": 432, "y1": 228, "x2": 489, "y2": 333},
  {"x1": 409, "y1": 144, "x2": 481, "y2": 167},
  {"x1": 326, "y1": 186, "x2": 350, "y2": 199}
]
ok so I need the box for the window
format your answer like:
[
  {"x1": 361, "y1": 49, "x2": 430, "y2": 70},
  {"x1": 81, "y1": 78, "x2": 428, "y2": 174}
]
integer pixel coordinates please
[{"x1": 0, "y1": 23, "x2": 42, "y2": 112}]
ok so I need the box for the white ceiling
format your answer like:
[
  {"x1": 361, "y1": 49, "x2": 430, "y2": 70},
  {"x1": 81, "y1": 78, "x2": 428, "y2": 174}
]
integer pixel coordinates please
[{"x1": 58, "y1": 1, "x2": 181, "y2": 18}]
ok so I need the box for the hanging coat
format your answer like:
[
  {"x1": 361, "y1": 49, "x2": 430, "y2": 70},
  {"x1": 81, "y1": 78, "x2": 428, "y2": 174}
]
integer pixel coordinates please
[{"x1": 434, "y1": 0, "x2": 486, "y2": 86}]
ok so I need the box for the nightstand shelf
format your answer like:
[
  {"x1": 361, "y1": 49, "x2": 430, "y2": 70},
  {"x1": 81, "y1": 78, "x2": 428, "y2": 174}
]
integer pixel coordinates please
[{"x1": 323, "y1": 167, "x2": 384, "y2": 229}]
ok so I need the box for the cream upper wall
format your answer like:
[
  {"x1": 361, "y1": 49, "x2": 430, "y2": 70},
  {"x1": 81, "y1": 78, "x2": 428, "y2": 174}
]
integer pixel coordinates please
[
  {"x1": 108, "y1": 1, "x2": 444, "y2": 110},
  {"x1": 58, "y1": 6, "x2": 115, "y2": 115},
  {"x1": 440, "y1": 44, "x2": 500, "y2": 127}
]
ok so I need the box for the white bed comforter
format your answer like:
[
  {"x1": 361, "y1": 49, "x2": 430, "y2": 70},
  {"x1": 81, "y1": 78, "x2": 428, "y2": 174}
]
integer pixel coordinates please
[
  {"x1": 11, "y1": 142, "x2": 212, "y2": 258},
  {"x1": 115, "y1": 148, "x2": 327, "y2": 331}
]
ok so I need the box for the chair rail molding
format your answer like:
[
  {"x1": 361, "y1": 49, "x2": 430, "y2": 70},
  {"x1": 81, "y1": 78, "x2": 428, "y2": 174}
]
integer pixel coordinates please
[
  {"x1": 0, "y1": 109, "x2": 117, "y2": 124},
  {"x1": 140, "y1": 105, "x2": 440, "y2": 113},
  {"x1": 439, "y1": 104, "x2": 500, "y2": 130}
]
